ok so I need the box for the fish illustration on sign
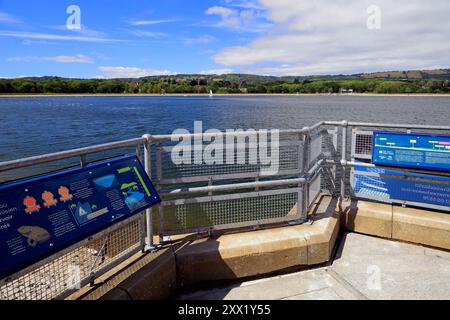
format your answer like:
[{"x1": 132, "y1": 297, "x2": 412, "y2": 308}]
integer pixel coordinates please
[
  {"x1": 23, "y1": 196, "x2": 41, "y2": 214},
  {"x1": 42, "y1": 191, "x2": 58, "y2": 208},
  {"x1": 18, "y1": 226, "x2": 51, "y2": 247},
  {"x1": 58, "y1": 186, "x2": 73, "y2": 202}
]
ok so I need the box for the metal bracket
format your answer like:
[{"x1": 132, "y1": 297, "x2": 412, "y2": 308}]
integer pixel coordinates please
[{"x1": 144, "y1": 244, "x2": 161, "y2": 253}]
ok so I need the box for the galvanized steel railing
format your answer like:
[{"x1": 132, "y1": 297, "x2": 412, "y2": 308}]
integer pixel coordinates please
[{"x1": 2, "y1": 120, "x2": 450, "y2": 300}]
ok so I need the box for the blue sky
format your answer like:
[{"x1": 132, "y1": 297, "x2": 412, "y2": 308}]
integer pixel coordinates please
[
  {"x1": 1, "y1": 0, "x2": 449, "y2": 78},
  {"x1": 0, "y1": 0, "x2": 271, "y2": 78}
]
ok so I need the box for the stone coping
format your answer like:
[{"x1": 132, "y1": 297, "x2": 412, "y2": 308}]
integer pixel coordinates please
[{"x1": 341, "y1": 199, "x2": 450, "y2": 251}]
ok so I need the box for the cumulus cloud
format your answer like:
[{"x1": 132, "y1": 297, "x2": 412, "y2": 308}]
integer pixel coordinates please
[
  {"x1": 206, "y1": 6, "x2": 234, "y2": 17},
  {"x1": 97, "y1": 66, "x2": 177, "y2": 78},
  {"x1": 8, "y1": 54, "x2": 93, "y2": 64},
  {"x1": 205, "y1": 4, "x2": 271, "y2": 32},
  {"x1": 199, "y1": 68, "x2": 234, "y2": 75},
  {"x1": 213, "y1": 0, "x2": 450, "y2": 75}
]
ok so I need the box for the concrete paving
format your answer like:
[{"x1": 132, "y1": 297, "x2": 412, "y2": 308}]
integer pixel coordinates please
[{"x1": 177, "y1": 233, "x2": 450, "y2": 300}]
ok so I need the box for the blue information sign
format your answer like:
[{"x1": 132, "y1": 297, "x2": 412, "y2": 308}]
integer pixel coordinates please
[
  {"x1": 0, "y1": 155, "x2": 160, "y2": 280},
  {"x1": 353, "y1": 165, "x2": 450, "y2": 209},
  {"x1": 373, "y1": 131, "x2": 450, "y2": 172}
]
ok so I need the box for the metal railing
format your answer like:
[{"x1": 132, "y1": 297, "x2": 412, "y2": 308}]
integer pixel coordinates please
[
  {"x1": 0, "y1": 138, "x2": 149, "y2": 300},
  {"x1": 150, "y1": 125, "x2": 339, "y2": 240},
  {"x1": 1, "y1": 119, "x2": 449, "y2": 300},
  {"x1": 321, "y1": 121, "x2": 450, "y2": 213}
]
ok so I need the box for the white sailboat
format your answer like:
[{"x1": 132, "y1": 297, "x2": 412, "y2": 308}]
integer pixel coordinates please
[{"x1": 209, "y1": 90, "x2": 214, "y2": 98}]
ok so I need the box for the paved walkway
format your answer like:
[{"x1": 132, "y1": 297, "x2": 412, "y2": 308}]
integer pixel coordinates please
[{"x1": 177, "y1": 233, "x2": 450, "y2": 300}]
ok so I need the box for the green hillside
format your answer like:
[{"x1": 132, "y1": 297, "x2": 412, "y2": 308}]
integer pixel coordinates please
[{"x1": 1, "y1": 68, "x2": 449, "y2": 95}]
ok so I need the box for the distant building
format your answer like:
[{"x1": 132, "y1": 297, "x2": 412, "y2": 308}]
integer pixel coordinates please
[{"x1": 340, "y1": 88, "x2": 354, "y2": 95}]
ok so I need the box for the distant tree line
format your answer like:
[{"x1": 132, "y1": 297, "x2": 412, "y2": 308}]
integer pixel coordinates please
[{"x1": 0, "y1": 77, "x2": 449, "y2": 95}]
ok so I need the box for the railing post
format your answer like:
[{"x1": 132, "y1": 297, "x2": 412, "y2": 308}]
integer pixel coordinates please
[
  {"x1": 155, "y1": 141, "x2": 165, "y2": 243},
  {"x1": 80, "y1": 155, "x2": 87, "y2": 167},
  {"x1": 142, "y1": 134, "x2": 157, "y2": 252},
  {"x1": 301, "y1": 128, "x2": 311, "y2": 223},
  {"x1": 340, "y1": 121, "x2": 348, "y2": 200}
]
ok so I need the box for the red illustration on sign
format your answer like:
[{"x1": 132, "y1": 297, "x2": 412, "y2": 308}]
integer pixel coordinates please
[
  {"x1": 58, "y1": 186, "x2": 73, "y2": 202},
  {"x1": 23, "y1": 196, "x2": 41, "y2": 214},
  {"x1": 42, "y1": 191, "x2": 58, "y2": 208}
]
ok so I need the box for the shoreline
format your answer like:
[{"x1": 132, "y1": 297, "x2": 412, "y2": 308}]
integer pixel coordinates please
[{"x1": 0, "y1": 93, "x2": 449, "y2": 98}]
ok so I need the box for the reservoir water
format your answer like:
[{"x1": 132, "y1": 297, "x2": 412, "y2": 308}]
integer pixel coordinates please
[{"x1": 0, "y1": 95, "x2": 449, "y2": 181}]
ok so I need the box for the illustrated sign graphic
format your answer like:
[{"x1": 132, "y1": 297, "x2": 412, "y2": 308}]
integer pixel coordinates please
[
  {"x1": 0, "y1": 155, "x2": 160, "y2": 280},
  {"x1": 373, "y1": 131, "x2": 450, "y2": 172},
  {"x1": 353, "y1": 165, "x2": 450, "y2": 209}
]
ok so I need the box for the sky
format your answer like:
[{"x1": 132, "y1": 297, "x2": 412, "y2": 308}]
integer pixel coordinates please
[{"x1": 0, "y1": 0, "x2": 449, "y2": 78}]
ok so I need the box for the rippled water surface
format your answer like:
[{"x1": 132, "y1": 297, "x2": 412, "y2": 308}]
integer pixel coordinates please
[{"x1": 1, "y1": 95, "x2": 449, "y2": 163}]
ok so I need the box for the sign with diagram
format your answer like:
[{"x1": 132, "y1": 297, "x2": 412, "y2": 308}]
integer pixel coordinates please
[
  {"x1": 352, "y1": 164, "x2": 450, "y2": 210},
  {"x1": 0, "y1": 155, "x2": 160, "y2": 280},
  {"x1": 373, "y1": 131, "x2": 450, "y2": 172}
]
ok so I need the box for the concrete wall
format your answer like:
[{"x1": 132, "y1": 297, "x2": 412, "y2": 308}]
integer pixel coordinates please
[{"x1": 341, "y1": 199, "x2": 450, "y2": 250}]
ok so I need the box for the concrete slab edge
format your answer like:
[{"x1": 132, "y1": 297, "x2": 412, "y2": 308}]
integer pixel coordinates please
[{"x1": 340, "y1": 199, "x2": 450, "y2": 251}]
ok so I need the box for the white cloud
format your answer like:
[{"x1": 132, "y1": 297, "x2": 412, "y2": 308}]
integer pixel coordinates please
[
  {"x1": 199, "y1": 68, "x2": 234, "y2": 75},
  {"x1": 183, "y1": 35, "x2": 216, "y2": 45},
  {"x1": 213, "y1": 0, "x2": 450, "y2": 75},
  {"x1": 0, "y1": 11, "x2": 20, "y2": 24},
  {"x1": 206, "y1": 6, "x2": 234, "y2": 17},
  {"x1": 0, "y1": 31, "x2": 123, "y2": 43},
  {"x1": 223, "y1": 0, "x2": 265, "y2": 10},
  {"x1": 51, "y1": 55, "x2": 93, "y2": 63},
  {"x1": 205, "y1": 4, "x2": 271, "y2": 32},
  {"x1": 49, "y1": 24, "x2": 108, "y2": 38},
  {"x1": 129, "y1": 19, "x2": 176, "y2": 26},
  {"x1": 8, "y1": 54, "x2": 93, "y2": 64},
  {"x1": 131, "y1": 30, "x2": 167, "y2": 39},
  {"x1": 97, "y1": 66, "x2": 177, "y2": 78}
]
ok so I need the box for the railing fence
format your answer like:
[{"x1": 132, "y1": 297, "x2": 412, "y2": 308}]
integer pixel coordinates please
[{"x1": 2, "y1": 120, "x2": 450, "y2": 300}]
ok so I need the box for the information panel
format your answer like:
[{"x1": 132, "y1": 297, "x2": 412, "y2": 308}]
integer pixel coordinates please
[
  {"x1": 352, "y1": 165, "x2": 450, "y2": 209},
  {"x1": 372, "y1": 131, "x2": 450, "y2": 172},
  {"x1": 0, "y1": 155, "x2": 160, "y2": 280}
]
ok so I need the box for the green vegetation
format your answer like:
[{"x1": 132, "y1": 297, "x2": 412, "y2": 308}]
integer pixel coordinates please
[{"x1": 0, "y1": 73, "x2": 449, "y2": 95}]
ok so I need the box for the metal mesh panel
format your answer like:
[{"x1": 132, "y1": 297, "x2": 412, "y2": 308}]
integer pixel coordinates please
[
  {"x1": 163, "y1": 191, "x2": 299, "y2": 233},
  {"x1": 310, "y1": 129, "x2": 338, "y2": 165},
  {"x1": 310, "y1": 135, "x2": 323, "y2": 166},
  {"x1": 352, "y1": 131, "x2": 373, "y2": 160},
  {"x1": 0, "y1": 218, "x2": 142, "y2": 300},
  {"x1": 309, "y1": 174, "x2": 322, "y2": 207},
  {"x1": 318, "y1": 129, "x2": 338, "y2": 195},
  {"x1": 158, "y1": 138, "x2": 302, "y2": 182},
  {"x1": 323, "y1": 129, "x2": 339, "y2": 159}
]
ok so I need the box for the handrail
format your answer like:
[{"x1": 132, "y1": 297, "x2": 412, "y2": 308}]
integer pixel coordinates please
[
  {"x1": 163, "y1": 177, "x2": 307, "y2": 195},
  {"x1": 2, "y1": 120, "x2": 448, "y2": 173},
  {"x1": 324, "y1": 121, "x2": 450, "y2": 131},
  {"x1": 150, "y1": 127, "x2": 316, "y2": 142},
  {"x1": 0, "y1": 137, "x2": 146, "y2": 172}
]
